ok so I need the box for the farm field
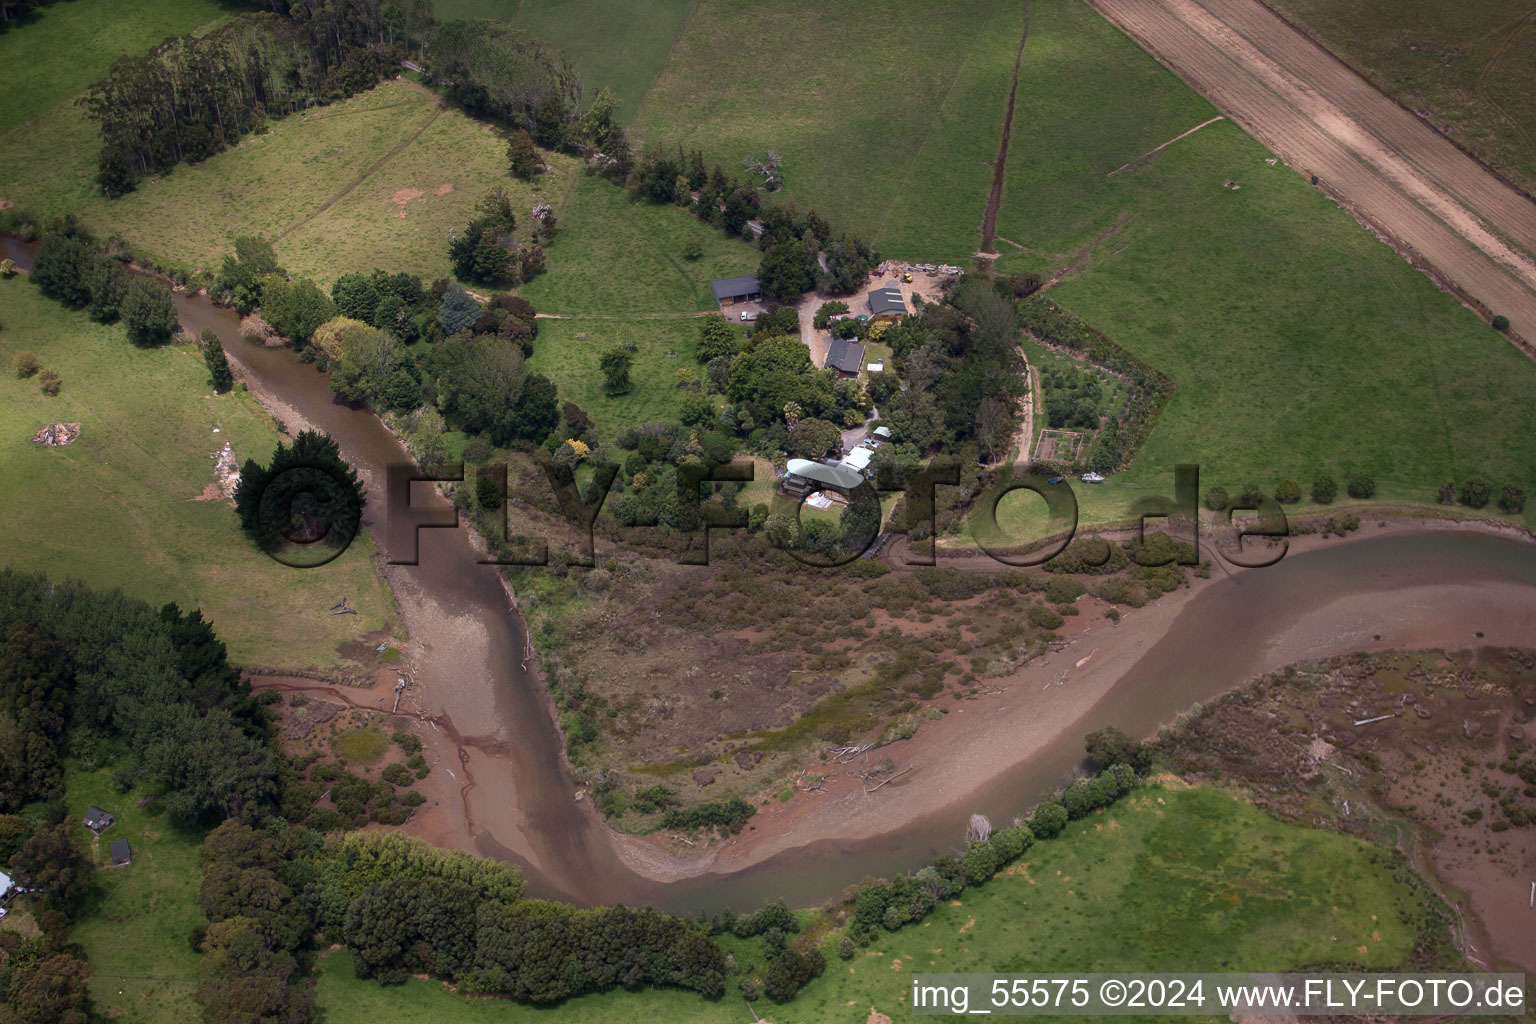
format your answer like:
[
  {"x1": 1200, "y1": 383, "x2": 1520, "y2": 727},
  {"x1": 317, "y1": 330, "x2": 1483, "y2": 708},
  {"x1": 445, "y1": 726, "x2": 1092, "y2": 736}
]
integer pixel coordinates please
[
  {"x1": 68, "y1": 80, "x2": 569, "y2": 286},
  {"x1": 0, "y1": 277, "x2": 395, "y2": 672},
  {"x1": 0, "y1": 0, "x2": 237, "y2": 137},
  {"x1": 1264, "y1": 0, "x2": 1536, "y2": 197},
  {"x1": 430, "y1": 0, "x2": 696, "y2": 124},
  {"x1": 631, "y1": 0, "x2": 1017, "y2": 261},
  {"x1": 518, "y1": 172, "x2": 762, "y2": 314},
  {"x1": 525, "y1": 315, "x2": 705, "y2": 438},
  {"x1": 308, "y1": 785, "x2": 1441, "y2": 1024},
  {"x1": 64, "y1": 765, "x2": 207, "y2": 1024}
]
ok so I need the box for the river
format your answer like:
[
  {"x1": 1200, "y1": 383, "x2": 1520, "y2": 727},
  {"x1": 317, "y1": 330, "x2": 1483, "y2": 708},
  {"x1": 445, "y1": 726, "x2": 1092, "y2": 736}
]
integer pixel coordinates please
[{"x1": 7, "y1": 237, "x2": 1536, "y2": 914}]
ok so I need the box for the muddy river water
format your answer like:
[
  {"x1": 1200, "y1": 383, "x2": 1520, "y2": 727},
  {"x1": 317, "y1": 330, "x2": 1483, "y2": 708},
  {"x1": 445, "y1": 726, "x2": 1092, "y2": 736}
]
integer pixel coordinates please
[{"x1": 7, "y1": 238, "x2": 1536, "y2": 914}]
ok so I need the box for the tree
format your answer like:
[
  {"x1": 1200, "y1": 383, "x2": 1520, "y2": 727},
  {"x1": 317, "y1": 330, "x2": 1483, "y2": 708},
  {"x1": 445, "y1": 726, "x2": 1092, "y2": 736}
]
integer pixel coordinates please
[
  {"x1": 6, "y1": 952, "x2": 92, "y2": 1024},
  {"x1": 975, "y1": 397, "x2": 1009, "y2": 462},
  {"x1": 30, "y1": 235, "x2": 95, "y2": 306},
  {"x1": 1492, "y1": 314, "x2": 1510, "y2": 332},
  {"x1": 263, "y1": 277, "x2": 336, "y2": 345},
  {"x1": 10, "y1": 825, "x2": 94, "y2": 913},
  {"x1": 13, "y1": 351, "x2": 38, "y2": 378},
  {"x1": 757, "y1": 239, "x2": 814, "y2": 302},
  {"x1": 696, "y1": 314, "x2": 739, "y2": 362},
  {"x1": 331, "y1": 327, "x2": 411, "y2": 409},
  {"x1": 1273, "y1": 479, "x2": 1301, "y2": 505},
  {"x1": 1346, "y1": 472, "x2": 1375, "y2": 499},
  {"x1": 120, "y1": 276, "x2": 178, "y2": 346},
  {"x1": 202, "y1": 328, "x2": 234, "y2": 392},
  {"x1": 1458, "y1": 476, "x2": 1491, "y2": 508},
  {"x1": 1499, "y1": 483, "x2": 1526, "y2": 513},
  {"x1": 786, "y1": 417, "x2": 841, "y2": 459},
  {"x1": 763, "y1": 511, "x2": 798, "y2": 549},
  {"x1": 965, "y1": 813, "x2": 992, "y2": 844},
  {"x1": 813, "y1": 300, "x2": 849, "y2": 329},
  {"x1": 217, "y1": 236, "x2": 281, "y2": 313},
  {"x1": 1203, "y1": 486, "x2": 1228, "y2": 511},
  {"x1": 437, "y1": 284, "x2": 481, "y2": 336},
  {"x1": 1084, "y1": 726, "x2": 1151, "y2": 773},
  {"x1": 599, "y1": 347, "x2": 633, "y2": 397},
  {"x1": 1311, "y1": 473, "x2": 1336, "y2": 504},
  {"x1": 233, "y1": 430, "x2": 365, "y2": 561},
  {"x1": 505, "y1": 129, "x2": 541, "y2": 179},
  {"x1": 1030, "y1": 801, "x2": 1068, "y2": 838}
]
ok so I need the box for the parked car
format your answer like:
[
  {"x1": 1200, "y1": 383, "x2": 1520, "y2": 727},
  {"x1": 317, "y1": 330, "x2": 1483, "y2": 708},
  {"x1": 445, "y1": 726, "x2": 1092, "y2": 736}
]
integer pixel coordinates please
[{"x1": 740, "y1": 310, "x2": 758, "y2": 322}]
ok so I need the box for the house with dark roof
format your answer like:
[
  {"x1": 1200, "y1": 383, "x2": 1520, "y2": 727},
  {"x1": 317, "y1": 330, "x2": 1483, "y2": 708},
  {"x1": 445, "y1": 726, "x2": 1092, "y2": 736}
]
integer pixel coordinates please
[
  {"x1": 83, "y1": 807, "x2": 115, "y2": 835},
  {"x1": 109, "y1": 840, "x2": 132, "y2": 867},
  {"x1": 868, "y1": 284, "x2": 907, "y2": 318},
  {"x1": 824, "y1": 338, "x2": 866, "y2": 377},
  {"x1": 710, "y1": 275, "x2": 762, "y2": 307}
]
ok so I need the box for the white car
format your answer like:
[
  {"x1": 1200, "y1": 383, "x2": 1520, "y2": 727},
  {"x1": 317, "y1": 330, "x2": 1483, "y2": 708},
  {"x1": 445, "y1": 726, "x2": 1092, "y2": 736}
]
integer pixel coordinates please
[{"x1": 740, "y1": 310, "x2": 758, "y2": 322}]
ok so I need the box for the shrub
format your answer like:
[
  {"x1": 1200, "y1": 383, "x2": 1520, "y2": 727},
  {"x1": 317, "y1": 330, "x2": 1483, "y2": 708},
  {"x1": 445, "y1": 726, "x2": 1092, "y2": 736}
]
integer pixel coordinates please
[
  {"x1": 1203, "y1": 486, "x2": 1228, "y2": 512},
  {"x1": 1491, "y1": 314, "x2": 1510, "y2": 332},
  {"x1": 1030, "y1": 801, "x2": 1069, "y2": 839},
  {"x1": 382, "y1": 763, "x2": 413, "y2": 786},
  {"x1": 13, "y1": 351, "x2": 38, "y2": 378},
  {"x1": 1438, "y1": 481, "x2": 1455, "y2": 505},
  {"x1": 1027, "y1": 604, "x2": 1064, "y2": 630},
  {"x1": 1310, "y1": 474, "x2": 1336, "y2": 504},
  {"x1": 838, "y1": 936, "x2": 855, "y2": 960},
  {"x1": 1499, "y1": 484, "x2": 1526, "y2": 514},
  {"x1": 38, "y1": 368, "x2": 61, "y2": 395},
  {"x1": 763, "y1": 948, "x2": 825, "y2": 1003},
  {"x1": 1458, "y1": 476, "x2": 1492, "y2": 508},
  {"x1": 1273, "y1": 479, "x2": 1301, "y2": 504},
  {"x1": 1346, "y1": 472, "x2": 1375, "y2": 499},
  {"x1": 0, "y1": 258, "x2": 15, "y2": 277}
]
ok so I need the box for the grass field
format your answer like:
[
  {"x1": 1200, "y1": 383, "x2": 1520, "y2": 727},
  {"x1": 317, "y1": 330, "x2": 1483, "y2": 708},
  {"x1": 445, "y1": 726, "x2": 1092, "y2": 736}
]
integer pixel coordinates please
[
  {"x1": 1265, "y1": 0, "x2": 1536, "y2": 197},
  {"x1": 430, "y1": 0, "x2": 696, "y2": 125},
  {"x1": 526, "y1": 315, "x2": 706, "y2": 437},
  {"x1": 65, "y1": 764, "x2": 206, "y2": 1024},
  {"x1": 518, "y1": 172, "x2": 761, "y2": 314},
  {"x1": 631, "y1": 0, "x2": 1019, "y2": 261},
  {"x1": 308, "y1": 785, "x2": 1440, "y2": 1024},
  {"x1": 0, "y1": 0, "x2": 238, "y2": 137},
  {"x1": 0, "y1": 277, "x2": 396, "y2": 672}
]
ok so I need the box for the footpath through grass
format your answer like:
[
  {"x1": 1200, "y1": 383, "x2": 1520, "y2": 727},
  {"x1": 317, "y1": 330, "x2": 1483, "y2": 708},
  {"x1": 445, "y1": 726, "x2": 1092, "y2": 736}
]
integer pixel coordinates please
[
  {"x1": 308, "y1": 785, "x2": 1440, "y2": 1024},
  {"x1": 0, "y1": 277, "x2": 395, "y2": 673}
]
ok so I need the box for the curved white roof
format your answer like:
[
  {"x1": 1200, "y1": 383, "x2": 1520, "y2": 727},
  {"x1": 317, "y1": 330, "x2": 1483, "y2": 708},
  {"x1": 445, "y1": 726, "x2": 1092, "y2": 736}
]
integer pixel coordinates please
[{"x1": 785, "y1": 459, "x2": 865, "y2": 490}]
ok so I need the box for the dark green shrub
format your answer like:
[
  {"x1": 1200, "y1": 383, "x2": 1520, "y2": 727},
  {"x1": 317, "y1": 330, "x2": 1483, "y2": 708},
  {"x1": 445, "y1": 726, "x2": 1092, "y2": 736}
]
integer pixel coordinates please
[
  {"x1": 1491, "y1": 314, "x2": 1510, "y2": 332},
  {"x1": 1274, "y1": 479, "x2": 1301, "y2": 504},
  {"x1": 1458, "y1": 477, "x2": 1492, "y2": 508},
  {"x1": 1347, "y1": 472, "x2": 1375, "y2": 499},
  {"x1": 1311, "y1": 474, "x2": 1336, "y2": 504},
  {"x1": 1203, "y1": 486, "x2": 1228, "y2": 512},
  {"x1": 1499, "y1": 484, "x2": 1526, "y2": 514}
]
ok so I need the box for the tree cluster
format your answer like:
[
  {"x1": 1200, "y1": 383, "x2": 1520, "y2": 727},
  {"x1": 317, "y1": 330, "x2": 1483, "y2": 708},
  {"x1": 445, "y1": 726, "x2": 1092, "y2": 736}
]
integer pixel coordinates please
[
  {"x1": 84, "y1": 4, "x2": 417, "y2": 194},
  {"x1": 30, "y1": 233, "x2": 178, "y2": 344},
  {"x1": 0, "y1": 571, "x2": 276, "y2": 825},
  {"x1": 233, "y1": 430, "x2": 367, "y2": 556}
]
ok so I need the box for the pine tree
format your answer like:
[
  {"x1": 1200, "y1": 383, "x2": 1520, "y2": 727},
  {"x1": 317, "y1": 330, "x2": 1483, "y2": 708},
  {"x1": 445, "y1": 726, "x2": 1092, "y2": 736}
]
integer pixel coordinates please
[{"x1": 202, "y1": 328, "x2": 234, "y2": 392}]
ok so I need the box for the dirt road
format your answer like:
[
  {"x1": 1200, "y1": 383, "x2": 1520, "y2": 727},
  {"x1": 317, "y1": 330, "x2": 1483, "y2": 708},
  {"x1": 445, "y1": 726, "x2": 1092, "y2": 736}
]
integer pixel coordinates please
[{"x1": 1087, "y1": 0, "x2": 1536, "y2": 345}]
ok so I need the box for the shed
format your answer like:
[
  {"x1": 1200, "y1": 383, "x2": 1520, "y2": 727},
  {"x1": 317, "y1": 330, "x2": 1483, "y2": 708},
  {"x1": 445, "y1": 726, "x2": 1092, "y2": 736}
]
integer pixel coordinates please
[
  {"x1": 83, "y1": 807, "x2": 115, "y2": 835},
  {"x1": 109, "y1": 840, "x2": 132, "y2": 867},
  {"x1": 710, "y1": 275, "x2": 762, "y2": 306},
  {"x1": 873, "y1": 426, "x2": 893, "y2": 440},
  {"x1": 824, "y1": 338, "x2": 866, "y2": 376},
  {"x1": 841, "y1": 447, "x2": 873, "y2": 474},
  {"x1": 868, "y1": 285, "x2": 907, "y2": 318}
]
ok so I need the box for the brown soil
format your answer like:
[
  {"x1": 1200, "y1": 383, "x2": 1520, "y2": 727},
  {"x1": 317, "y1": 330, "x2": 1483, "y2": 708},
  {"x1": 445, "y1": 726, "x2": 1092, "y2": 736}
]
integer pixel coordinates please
[
  {"x1": 433, "y1": 182, "x2": 454, "y2": 196},
  {"x1": 1159, "y1": 647, "x2": 1536, "y2": 973},
  {"x1": 1087, "y1": 0, "x2": 1536, "y2": 345},
  {"x1": 391, "y1": 187, "x2": 426, "y2": 218},
  {"x1": 0, "y1": 197, "x2": 12, "y2": 210}
]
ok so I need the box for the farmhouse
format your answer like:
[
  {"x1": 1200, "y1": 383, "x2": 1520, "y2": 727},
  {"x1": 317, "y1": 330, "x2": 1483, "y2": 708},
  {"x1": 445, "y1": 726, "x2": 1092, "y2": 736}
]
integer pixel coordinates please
[
  {"x1": 83, "y1": 806, "x2": 115, "y2": 835},
  {"x1": 824, "y1": 337, "x2": 867, "y2": 377},
  {"x1": 109, "y1": 839, "x2": 132, "y2": 867},
  {"x1": 710, "y1": 274, "x2": 762, "y2": 307},
  {"x1": 868, "y1": 284, "x2": 907, "y2": 318},
  {"x1": 780, "y1": 458, "x2": 866, "y2": 497}
]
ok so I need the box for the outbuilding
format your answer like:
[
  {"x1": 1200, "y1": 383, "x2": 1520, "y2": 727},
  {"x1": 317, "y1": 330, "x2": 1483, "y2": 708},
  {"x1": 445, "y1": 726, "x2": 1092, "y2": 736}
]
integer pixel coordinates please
[
  {"x1": 710, "y1": 275, "x2": 762, "y2": 307},
  {"x1": 109, "y1": 840, "x2": 132, "y2": 866},
  {"x1": 83, "y1": 807, "x2": 115, "y2": 835},
  {"x1": 868, "y1": 284, "x2": 907, "y2": 318}
]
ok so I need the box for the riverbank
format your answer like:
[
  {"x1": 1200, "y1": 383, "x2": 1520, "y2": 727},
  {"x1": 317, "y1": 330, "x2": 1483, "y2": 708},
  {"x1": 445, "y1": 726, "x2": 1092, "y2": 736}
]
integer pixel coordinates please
[{"x1": 607, "y1": 519, "x2": 1536, "y2": 885}]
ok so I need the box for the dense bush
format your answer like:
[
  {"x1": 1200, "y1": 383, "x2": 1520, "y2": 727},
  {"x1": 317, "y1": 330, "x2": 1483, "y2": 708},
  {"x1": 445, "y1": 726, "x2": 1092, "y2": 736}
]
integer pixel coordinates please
[
  {"x1": 1203, "y1": 486, "x2": 1228, "y2": 512},
  {"x1": 763, "y1": 948, "x2": 825, "y2": 1003},
  {"x1": 1311, "y1": 474, "x2": 1336, "y2": 504},
  {"x1": 1273, "y1": 479, "x2": 1301, "y2": 504},
  {"x1": 1347, "y1": 472, "x2": 1375, "y2": 499},
  {"x1": 659, "y1": 794, "x2": 755, "y2": 834},
  {"x1": 1499, "y1": 484, "x2": 1526, "y2": 514},
  {"x1": 1458, "y1": 476, "x2": 1492, "y2": 508}
]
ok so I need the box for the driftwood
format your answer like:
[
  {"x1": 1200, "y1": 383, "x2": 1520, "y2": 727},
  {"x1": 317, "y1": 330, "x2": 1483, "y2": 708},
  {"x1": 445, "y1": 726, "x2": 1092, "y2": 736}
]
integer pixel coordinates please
[{"x1": 865, "y1": 766, "x2": 913, "y2": 793}]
